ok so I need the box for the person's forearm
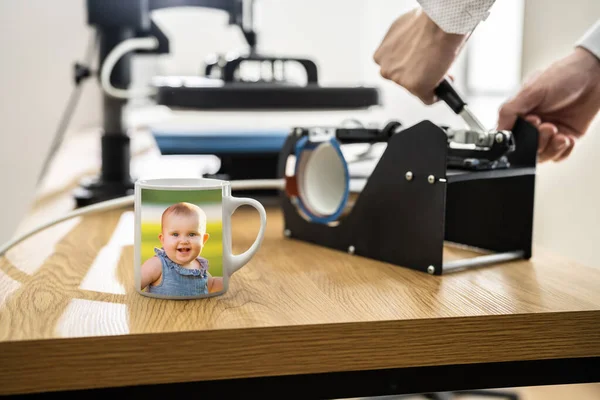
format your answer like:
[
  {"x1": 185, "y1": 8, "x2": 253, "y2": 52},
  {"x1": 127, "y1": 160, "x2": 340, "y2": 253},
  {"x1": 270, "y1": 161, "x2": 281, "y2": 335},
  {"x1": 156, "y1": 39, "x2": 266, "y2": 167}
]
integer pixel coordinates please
[
  {"x1": 417, "y1": 0, "x2": 496, "y2": 34},
  {"x1": 373, "y1": 7, "x2": 469, "y2": 104}
]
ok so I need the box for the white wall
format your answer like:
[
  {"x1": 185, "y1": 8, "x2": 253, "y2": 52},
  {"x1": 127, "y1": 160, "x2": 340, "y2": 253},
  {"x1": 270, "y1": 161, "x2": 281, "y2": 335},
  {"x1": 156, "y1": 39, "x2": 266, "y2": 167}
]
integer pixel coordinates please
[
  {"x1": 0, "y1": 0, "x2": 101, "y2": 244},
  {"x1": 521, "y1": 0, "x2": 600, "y2": 268}
]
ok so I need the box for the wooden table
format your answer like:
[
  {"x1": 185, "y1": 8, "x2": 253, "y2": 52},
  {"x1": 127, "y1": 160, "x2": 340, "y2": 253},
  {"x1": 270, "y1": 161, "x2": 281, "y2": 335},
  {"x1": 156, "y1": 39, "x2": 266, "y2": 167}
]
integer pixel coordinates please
[{"x1": 1, "y1": 129, "x2": 599, "y2": 398}]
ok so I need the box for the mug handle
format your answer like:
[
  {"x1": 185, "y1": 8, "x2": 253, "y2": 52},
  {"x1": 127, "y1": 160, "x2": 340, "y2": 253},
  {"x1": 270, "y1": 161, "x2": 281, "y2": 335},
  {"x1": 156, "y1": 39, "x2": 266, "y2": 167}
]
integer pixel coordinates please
[{"x1": 223, "y1": 196, "x2": 267, "y2": 276}]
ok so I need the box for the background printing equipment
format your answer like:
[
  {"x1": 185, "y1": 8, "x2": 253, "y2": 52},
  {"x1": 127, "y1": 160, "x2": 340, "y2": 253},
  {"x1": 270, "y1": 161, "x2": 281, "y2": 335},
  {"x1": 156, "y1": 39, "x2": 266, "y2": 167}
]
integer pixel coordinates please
[
  {"x1": 148, "y1": 0, "x2": 382, "y2": 196},
  {"x1": 279, "y1": 78, "x2": 539, "y2": 276},
  {"x1": 77, "y1": 0, "x2": 381, "y2": 207}
]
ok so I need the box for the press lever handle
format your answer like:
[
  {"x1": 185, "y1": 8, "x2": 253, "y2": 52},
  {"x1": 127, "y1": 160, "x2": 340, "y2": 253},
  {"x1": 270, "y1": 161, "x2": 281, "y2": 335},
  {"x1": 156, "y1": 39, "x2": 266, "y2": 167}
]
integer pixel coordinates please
[{"x1": 434, "y1": 78, "x2": 465, "y2": 114}]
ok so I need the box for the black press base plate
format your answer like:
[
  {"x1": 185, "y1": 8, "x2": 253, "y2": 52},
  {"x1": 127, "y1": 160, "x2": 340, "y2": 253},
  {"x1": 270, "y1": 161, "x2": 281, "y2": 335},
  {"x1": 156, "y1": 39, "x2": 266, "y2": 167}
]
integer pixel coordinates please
[{"x1": 155, "y1": 83, "x2": 381, "y2": 110}]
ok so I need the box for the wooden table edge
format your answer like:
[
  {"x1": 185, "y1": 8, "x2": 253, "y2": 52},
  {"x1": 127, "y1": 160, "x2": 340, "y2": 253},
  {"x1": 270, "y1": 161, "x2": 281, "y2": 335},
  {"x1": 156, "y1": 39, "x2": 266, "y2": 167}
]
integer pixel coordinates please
[{"x1": 1, "y1": 309, "x2": 599, "y2": 395}]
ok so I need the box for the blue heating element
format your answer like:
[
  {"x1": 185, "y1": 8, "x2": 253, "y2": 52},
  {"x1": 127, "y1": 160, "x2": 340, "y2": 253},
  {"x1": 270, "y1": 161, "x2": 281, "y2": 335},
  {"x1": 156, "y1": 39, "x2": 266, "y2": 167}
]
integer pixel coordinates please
[{"x1": 151, "y1": 129, "x2": 290, "y2": 155}]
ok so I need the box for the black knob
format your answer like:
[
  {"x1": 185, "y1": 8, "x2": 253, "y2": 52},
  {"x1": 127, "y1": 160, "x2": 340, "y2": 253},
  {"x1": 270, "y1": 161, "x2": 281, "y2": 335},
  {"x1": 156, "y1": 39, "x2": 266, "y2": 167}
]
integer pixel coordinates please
[{"x1": 434, "y1": 78, "x2": 466, "y2": 114}]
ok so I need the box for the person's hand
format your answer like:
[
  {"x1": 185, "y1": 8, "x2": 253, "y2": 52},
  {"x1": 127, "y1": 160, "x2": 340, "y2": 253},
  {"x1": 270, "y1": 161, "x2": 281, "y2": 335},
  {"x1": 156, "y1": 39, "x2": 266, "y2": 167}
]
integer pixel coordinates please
[
  {"x1": 373, "y1": 8, "x2": 466, "y2": 104},
  {"x1": 497, "y1": 47, "x2": 600, "y2": 162}
]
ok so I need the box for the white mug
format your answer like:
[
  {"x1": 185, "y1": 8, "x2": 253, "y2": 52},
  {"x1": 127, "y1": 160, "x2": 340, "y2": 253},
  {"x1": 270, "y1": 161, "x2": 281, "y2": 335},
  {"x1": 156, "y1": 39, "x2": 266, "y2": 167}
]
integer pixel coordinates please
[{"x1": 134, "y1": 178, "x2": 267, "y2": 300}]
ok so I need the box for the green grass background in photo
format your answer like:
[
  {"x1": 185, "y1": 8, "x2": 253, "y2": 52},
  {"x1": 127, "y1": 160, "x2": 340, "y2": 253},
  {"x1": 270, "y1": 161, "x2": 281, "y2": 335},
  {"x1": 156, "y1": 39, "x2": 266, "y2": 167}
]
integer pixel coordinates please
[{"x1": 141, "y1": 188, "x2": 223, "y2": 276}]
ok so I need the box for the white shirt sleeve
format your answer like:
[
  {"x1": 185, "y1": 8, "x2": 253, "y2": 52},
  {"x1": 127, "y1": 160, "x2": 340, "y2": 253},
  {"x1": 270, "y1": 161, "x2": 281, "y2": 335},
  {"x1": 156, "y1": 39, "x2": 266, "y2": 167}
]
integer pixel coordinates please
[
  {"x1": 575, "y1": 19, "x2": 600, "y2": 61},
  {"x1": 417, "y1": 0, "x2": 496, "y2": 35}
]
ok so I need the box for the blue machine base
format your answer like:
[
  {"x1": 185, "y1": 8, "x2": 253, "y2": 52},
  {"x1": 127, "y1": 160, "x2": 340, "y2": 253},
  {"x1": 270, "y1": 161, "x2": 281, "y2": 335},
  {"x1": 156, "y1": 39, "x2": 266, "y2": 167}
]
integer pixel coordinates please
[
  {"x1": 150, "y1": 129, "x2": 289, "y2": 196},
  {"x1": 151, "y1": 129, "x2": 290, "y2": 155}
]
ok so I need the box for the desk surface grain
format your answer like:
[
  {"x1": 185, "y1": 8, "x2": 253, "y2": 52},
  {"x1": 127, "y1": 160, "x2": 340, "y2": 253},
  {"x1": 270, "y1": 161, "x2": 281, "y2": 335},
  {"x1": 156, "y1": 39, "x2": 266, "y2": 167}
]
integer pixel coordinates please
[{"x1": 1, "y1": 130, "x2": 599, "y2": 395}]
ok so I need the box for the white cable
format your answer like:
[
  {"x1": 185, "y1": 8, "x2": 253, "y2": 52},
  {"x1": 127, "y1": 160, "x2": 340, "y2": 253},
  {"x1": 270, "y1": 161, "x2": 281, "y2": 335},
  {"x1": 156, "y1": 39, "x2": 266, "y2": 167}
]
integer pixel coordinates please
[
  {"x1": 100, "y1": 36, "x2": 159, "y2": 99},
  {"x1": 230, "y1": 178, "x2": 284, "y2": 191},
  {"x1": 0, "y1": 179, "x2": 285, "y2": 258},
  {"x1": 0, "y1": 195, "x2": 133, "y2": 258}
]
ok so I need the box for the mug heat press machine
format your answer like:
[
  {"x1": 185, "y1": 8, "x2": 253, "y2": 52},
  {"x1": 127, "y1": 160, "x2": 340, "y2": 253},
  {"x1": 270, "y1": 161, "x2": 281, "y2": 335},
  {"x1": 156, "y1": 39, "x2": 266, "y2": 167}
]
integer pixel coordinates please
[{"x1": 279, "y1": 79, "x2": 539, "y2": 275}]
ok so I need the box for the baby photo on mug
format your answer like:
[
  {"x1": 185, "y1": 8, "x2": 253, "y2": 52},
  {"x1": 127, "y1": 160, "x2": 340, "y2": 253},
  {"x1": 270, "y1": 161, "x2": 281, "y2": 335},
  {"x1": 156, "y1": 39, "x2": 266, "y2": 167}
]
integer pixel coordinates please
[{"x1": 139, "y1": 188, "x2": 224, "y2": 297}]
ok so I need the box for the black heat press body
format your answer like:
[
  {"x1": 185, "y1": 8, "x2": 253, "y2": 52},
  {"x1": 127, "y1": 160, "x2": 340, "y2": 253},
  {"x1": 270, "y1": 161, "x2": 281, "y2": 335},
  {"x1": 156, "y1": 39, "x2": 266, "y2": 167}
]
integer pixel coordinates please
[{"x1": 276, "y1": 78, "x2": 539, "y2": 275}]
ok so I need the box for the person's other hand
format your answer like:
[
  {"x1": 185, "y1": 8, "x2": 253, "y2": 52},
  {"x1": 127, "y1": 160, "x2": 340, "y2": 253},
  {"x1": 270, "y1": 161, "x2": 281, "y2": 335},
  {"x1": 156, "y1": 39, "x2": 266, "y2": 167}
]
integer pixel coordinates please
[
  {"x1": 373, "y1": 8, "x2": 466, "y2": 104},
  {"x1": 498, "y1": 47, "x2": 600, "y2": 162}
]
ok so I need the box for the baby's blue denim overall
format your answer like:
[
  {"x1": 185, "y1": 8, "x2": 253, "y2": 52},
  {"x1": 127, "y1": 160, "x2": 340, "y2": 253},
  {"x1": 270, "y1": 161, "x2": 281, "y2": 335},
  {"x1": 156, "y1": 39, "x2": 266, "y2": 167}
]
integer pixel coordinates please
[{"x1": 147, "y1": 247, "x2": 210, "y2": 296}]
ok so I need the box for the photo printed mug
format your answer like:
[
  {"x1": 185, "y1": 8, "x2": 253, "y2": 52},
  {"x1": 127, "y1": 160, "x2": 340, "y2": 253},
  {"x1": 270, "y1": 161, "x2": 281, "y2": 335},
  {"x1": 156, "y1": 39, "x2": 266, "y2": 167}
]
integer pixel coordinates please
[{"x1": 134, "y1": 178, "x2": 267, "y2": 299}]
